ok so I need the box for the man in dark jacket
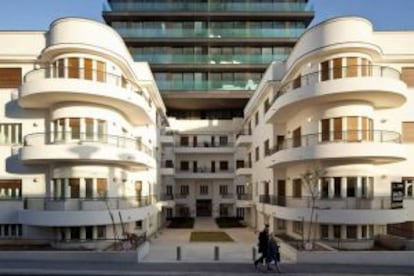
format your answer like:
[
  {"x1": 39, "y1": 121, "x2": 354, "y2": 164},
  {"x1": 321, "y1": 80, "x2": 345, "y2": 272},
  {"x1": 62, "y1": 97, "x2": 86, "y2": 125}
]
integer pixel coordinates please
[{"x1": 254, "y1": 224, "x2": 269, "y2": 268}]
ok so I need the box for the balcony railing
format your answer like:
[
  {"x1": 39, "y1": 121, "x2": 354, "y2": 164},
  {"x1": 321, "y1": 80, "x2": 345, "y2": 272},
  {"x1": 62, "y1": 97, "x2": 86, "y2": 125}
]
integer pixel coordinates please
[
  {"x1": 133, "y1": 54, "x2": 288, "y2": 64},
  {"x1": 236, "y1": 162, "x2": 252, "y2": 169},
  {"x1": 24, "y1": 132, "x2": 154, "y2": 157},
  {"x1": 271, "y1": 130, "x2": 401, "y2": 154},
  {"x1": 174, "y1": 193, "x2": 189, "y2": 199},
  {"x1": 115, "y1": 27, "x2": 305, "y2": 39},
  {"x1": 177, "y1": 142, "x2": 234, "y2": 147},
  {"x1": 270, "y1": 65, "x2": 401, "y2": 105},
  {"x1": 23, "y1": 196, "x2": 154, "y2": 211},
  {"x1": 23, "y1": 66, "x2": 152, "y2": 107},
  {"x1": 105, "y1": 1, "x2": 313, "y2": 13},
  {"x1": 220, "y1": 193, "x2": 234, "y2": 199},
  {"x1": 236, "y1": 129, "x2": 252, "y2": 138},
  {"x1": 237, "y1": 194, "x2": 252, "y2": 201},
  {"x1": 259, "y1": 195, "x2": 393, "y2": 210},
  {"x1": 160, "y1": 194, "x2": 174, "y2": 201},
  {"x1": 177, "y1": 169, "x2": 234, "y2": 173},
  {"x1": 156, "y1": 79, "x2": 258, "y2": 91}
]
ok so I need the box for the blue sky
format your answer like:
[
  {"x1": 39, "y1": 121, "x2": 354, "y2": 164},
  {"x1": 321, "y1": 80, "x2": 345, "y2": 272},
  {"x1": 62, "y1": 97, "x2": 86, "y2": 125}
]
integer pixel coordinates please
[{"x1": 0, "y1": 0, "x2": 414, "y2": 31}]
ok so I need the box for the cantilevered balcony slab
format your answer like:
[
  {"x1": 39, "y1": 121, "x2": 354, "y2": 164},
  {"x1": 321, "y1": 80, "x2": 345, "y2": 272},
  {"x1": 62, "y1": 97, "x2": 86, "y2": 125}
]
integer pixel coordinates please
[
  {"x1": 266, "y1": 66, "x2": 407, "y2": 124},
  {"x1": 19, "y1": 69, "x2": 154, "y2": 126}
]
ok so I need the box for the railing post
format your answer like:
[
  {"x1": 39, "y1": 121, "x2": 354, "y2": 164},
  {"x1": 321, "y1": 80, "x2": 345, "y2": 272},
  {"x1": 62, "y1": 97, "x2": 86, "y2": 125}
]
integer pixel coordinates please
[
  {"x1": 214, "y1": 246, "x2": 219, "y2": 261},
  {"x1": 176, "y1": 246, "x2": 181, "y2": 261}
]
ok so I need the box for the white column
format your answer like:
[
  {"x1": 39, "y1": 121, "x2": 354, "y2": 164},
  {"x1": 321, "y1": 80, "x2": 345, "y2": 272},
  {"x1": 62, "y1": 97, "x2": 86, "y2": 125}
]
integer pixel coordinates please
[
  {"x1": 80, "y1": 118, "x2": 86, "y2": 140},
  {"x1": 65, "y1": 228, "x2": 71, "y2": 241},
  {"x1": 92, "y1": 226, "x2": 98, "y2": 240},
  {"x1": 80, "y1": 227, "x2": 86, "y2": 241},
  {"x1": 93, "y1": 119, "x2": 98, "y2": 141},
  {"x1": 80, "y1": 178, "x2": 86, "y2": 198},
  {"x1": 341, "y1": 177, "x2": 347, "y2": 198},
  {"x1": 56, "y1": 179, "x2": 62, "y2": 199},
  {"x1": 328, "y1": 178, "x2": 334, "y2": 199},
  {"x1": 64, "y1": 118, "x2": 70, "y2": 142},
  {"x1": 341, "y1": 225, "x2": 346, "y2": 239},
  {"x1": 317, "y1": 178, "x2": 322, "y2": 199},
  {"x1": 0, "y1": 124, "x2": 4, "y2": 144},
  {"x1": 92, "y1": 178, "x2": 97, "y2": 198},
  {"x1": 64, "y1": 178, "x2": 70, "y2": 198},
  {"x1": 357, "y1": 225, "x2": 362, "y2": 240},
  {"x1": 7, "y1": 124, "x2": 12, "y2": 144}
]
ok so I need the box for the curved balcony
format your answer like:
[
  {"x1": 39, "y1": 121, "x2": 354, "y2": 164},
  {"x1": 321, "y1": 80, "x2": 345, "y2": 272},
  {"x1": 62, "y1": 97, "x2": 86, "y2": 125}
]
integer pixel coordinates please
[
  {"x1": 267, "y1": 130, "x2": 405, "y2": 167},
  {"x1": 266, "y1": 65, "x2": 407, "y2": 124},
  {"x1": 19, "y1": 196, "x2": 157, "y2": 226},
  {"x1": 235, "y1": 129, "x2": 252, "y2": 147},
  {"x1": 260, "y1": 195, "x2": 407, "y2": 224},
  {"x1": 19, "y1": 67, "x2": 154, "y2": 126},
  {"x1": 20, "y1": 132, "x2": 155, "y2": 168}
]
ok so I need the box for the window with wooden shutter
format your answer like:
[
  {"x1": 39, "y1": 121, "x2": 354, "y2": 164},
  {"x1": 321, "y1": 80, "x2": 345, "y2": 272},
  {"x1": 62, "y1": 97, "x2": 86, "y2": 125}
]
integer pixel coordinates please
[
  {"x1": 96, "y1": 61, "x2": 106, "y2": 82},
  {"x1": 321, "y1": 119, "x2": 330, "y2": 142},
  {"x1": 347, "y1": 116, "x2": 358, "y2": 142},
  {"x1": 84, "y1": 58, "x2": 93, "y2": 80},
  {"x1": 346, "y1": 57, "x2": 358, "y2": 77},
  {"x1": 0, "y1": 68, "x2": 22, "y2": 88},
  {"x1": 333, "y1": 58, "x2": 342, "y2": 79},
  {"x1": 402, "y1": 122, "x2": 414, "y2": 143},
  {"x1": 320, "y1": 61, "x2": 330, "y2": 81},
  {"x1": 401, "y1": 67, "x2": 414, "y2": 87},
  {"x1": 68, "y1": 58, "x2": 79, "y2": 79}
]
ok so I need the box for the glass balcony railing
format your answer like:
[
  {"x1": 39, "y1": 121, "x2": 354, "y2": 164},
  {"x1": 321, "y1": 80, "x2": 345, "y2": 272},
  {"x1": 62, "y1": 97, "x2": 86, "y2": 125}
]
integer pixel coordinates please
[
  {"x1": 105, "y1": 1, "x2": 313, "y2": 13},
  {"x1": 115, "y1": 27, "x2": 305, "y2": 39},
  {"x1": 156, "y1": 79, "x2": 258, "y2": 91},
  {"x1": 133, "y1": 54, "x2": 288, "y2": 64}
]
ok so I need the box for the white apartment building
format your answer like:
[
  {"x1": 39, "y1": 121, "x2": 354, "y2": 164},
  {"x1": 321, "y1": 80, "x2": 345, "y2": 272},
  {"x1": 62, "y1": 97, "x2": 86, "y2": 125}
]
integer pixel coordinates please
[
  {"x1": 239, "y1": 17, "x2": 414, "y2": 249},
  {"x1": 0, "y1": 17, "x2": 170, "y2": 249}
]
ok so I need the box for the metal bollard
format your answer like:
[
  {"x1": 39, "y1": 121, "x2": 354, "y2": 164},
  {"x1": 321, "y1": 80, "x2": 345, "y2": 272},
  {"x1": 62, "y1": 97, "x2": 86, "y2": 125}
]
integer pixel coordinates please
[
  {"x1": 252, "y1": 246, "x2": 256, "y2": 261},
  {"x1": 176, "y1": 246, "x2": 181, "y2": 261},
  {"x1": 214, "y1": 246, "x2": 219, "y2": 261}
]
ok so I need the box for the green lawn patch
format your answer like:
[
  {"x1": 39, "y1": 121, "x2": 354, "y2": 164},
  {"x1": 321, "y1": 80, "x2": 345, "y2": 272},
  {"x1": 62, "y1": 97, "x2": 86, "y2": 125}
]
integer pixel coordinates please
[
  {"x1": 215, "y1": 217, "x2": 246, "y2": 228},
  {"x1": 190, "y1": 231, "x2": 234, "y2": 242},
  {"x1": 167, "y1": 217, "x2": 194, "y2": 229}
]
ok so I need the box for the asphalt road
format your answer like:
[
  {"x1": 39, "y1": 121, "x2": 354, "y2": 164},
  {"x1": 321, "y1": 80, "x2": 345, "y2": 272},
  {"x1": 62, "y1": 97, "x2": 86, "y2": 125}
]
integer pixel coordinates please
[{"x1": 0, "y1": 261, "x2": 412, "y2": 275}]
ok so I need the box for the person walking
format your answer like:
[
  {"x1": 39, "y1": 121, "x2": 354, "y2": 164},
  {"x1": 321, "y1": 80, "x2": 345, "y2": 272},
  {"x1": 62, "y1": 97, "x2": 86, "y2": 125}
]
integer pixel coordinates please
[
  {"x1": 267, "y1": 235, "x2": 281, "y2": 272},
  {"x1": 254, "y1": 224, "x2": 269, "y2": 268}
]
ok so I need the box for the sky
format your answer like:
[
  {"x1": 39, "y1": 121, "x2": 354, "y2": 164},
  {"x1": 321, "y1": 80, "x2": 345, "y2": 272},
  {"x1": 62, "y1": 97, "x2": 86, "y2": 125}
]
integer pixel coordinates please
[{"x1": 0, "y1": 0, "x2": 414, "y2": 31}]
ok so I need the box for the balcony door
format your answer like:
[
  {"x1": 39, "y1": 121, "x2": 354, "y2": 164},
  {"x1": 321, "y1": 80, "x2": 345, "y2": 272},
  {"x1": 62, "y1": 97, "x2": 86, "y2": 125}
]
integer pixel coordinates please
[
  {"x1": 277, "y1": 180, "x2": 286, "y2": 206},
  {"x1": 135, "y1": 181, "x2": 142, "y2": 201},
  {"x1": 293, "y1": 127, "x2": 301, "y2": 147}
]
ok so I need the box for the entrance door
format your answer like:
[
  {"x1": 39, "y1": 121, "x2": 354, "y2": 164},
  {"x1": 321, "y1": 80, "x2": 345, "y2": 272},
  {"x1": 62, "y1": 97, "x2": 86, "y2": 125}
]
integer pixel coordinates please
[{"x1": 196, "y1": 199, "x2": 212, "y2": 217}]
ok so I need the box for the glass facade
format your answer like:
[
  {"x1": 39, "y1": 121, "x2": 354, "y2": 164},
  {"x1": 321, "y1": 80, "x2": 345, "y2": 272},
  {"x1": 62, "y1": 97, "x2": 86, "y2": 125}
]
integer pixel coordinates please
[{"x1": 104, "y1": 0, "x2": 314, "y2": 118}]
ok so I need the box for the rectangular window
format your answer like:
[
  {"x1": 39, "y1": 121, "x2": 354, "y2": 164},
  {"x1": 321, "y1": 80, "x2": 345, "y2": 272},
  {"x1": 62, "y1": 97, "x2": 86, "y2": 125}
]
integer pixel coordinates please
[
  {"x1": 292, "y1": 179, "x2": 302, "y2": 198},
  {"x1": 255, "y1": 146, "x2": 259, "y2": 161},
  {"x1": 255, "y1": 112, "x2": 259, "y2": 126},
  {"x1": 97, "y1": 226, "x2": 106, "y2": 239},
  {"x1": 333, "y1": 117, "x2": 342, "y2": 140},
  {"x1": 85, "y1": 178, "x2": 93, "y2": 199},
  {"x1": 69, "y1": 118, "x2": 80, "y2": 140},
  {"x1": 85, "y1": 226, "x2": 93, "y2": 240},
  {"x1": 293, "y1": 127, "x2": 301, "y2": 147},
  {"x1": 347, "y1": 225, "x2": 357, "y2": 239},
  {"x1": 68, "y1": 57, "x2": 79, "y2": 79},
  {"x1": 292, "y1": 75, "x2": 301, "y2": 89},
  {"x1": 200, "y1": 185, "x2": 208, "y2": 195},
  {"x1": 321, "y1": 119, "x2": 330, "y2": 142},
  {"x1": 293, "y1": 221, "x2": 303, "y2": 234},
  {"x1": 135, "y1": 220, "x2": 143, "y2": 229},
  {"x1": 333, "y1": 225, "x2": 341, "y2": 239},
  {"x1": 347, "y1": 177, "x2": 357, "y2": 197},
  {"x1": 97, "y1": 178, "x2": 107, "y2": 198},
  {"x1": 70, "y1": 227, "x2": 80, "y2": 240},
  {"x1": 321, "y1": 178, "x2": 329, "y2": 198},
  {"x1": 84, "y1": 58, "x2": 93, "y2": 80},
  {"x1": 347, "y1": 116, "x2": 358, "y2": 142},
  {"x1": 0, "y1": 123, "x2": 22, "y2": 145},
  {"x1": 0, "y1": 180, "x2": 22, "y2": 199},
  {"x1": 236, "y1": 160, "x2": 245, "y2": 169},
  {"x1": 180, "y1": 136, "x2": 189, "y2": 146},
  {"x1": 361, "y1": 225, "x2": 368, "y2": 239},
  {"x1": 320, "y1": 225, "x2": 329, "y2": 239},
  {"x1": 219, "y1": 185, "x2": 228, "y2": 195},
  {"x1": 219, "y1": 161, "x2": 228, "y2": 171},
  {"x1": 96, "y1": 61, "x2": 106, "y2": 82},
  {"x1": 401, "y1": 67, "x2": 414, "y2": 87},
  {"x1": 334, "y1": 177, "x2": 341, "y2": 198},
  {"x1": 333, "y1": 58, "x2": 342, "y2": 79},
  {"x1": 0, "y1": 68, "x2": 22, "y2": 88},
  {"x1": 361, "y1": 58, "x2": 371, "y2": 77},
  {"x1": 180, "y1": 161, "x2": 189, "y2": 171},
  {"x1": 165, "y1": 160, "x2": 173, "y2": 168},
  {"x1": 346, "y1": 57, "x2": 358, "y2": 77},
  {"x1": 321, "y1": 61, "x2": 330, "y2": 81},
  {"x1": 219, "y1": 136, "x2": 228, "y2": 146},
  {"x1": 264, "y1": 139, "x2": 270, "y2": 156},
  {"x1": 180, "y1": 185, "x2": 189, "y2": 195},
  {"x1": 69, "y1": 178, "x2": 80, "y2": 198},
  {"x1": 57, "y1": 59, "x2": 64, "y2": 78},
  {"x1": 402, "y1": 122, "x2": 414, "y2": 143}
]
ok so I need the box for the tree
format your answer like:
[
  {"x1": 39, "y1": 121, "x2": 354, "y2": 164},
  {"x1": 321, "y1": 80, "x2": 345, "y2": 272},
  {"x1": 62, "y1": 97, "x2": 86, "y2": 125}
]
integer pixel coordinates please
[{"x1": 300, "y1": 167, "x2": 325, "y2": 249}]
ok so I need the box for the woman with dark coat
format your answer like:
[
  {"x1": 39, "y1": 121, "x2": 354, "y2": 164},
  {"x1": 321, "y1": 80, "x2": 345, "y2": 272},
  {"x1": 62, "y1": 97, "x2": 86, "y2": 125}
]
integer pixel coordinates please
[{"x1": 254, "y1": 224, "x2": 269, "y2": 268}]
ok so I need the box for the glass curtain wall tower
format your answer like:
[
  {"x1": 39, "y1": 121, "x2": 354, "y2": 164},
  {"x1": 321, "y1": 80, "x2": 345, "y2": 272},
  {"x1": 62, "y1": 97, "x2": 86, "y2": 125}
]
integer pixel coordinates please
[{"x1": 103, "y1": 0, "x2": 314, "y2": 118}]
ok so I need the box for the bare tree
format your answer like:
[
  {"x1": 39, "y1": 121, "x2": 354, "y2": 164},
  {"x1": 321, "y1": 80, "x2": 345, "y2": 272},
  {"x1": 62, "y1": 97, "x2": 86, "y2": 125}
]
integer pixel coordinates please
[{"x1": 300, "y1": 167, "x2": 325, "y2": 249}]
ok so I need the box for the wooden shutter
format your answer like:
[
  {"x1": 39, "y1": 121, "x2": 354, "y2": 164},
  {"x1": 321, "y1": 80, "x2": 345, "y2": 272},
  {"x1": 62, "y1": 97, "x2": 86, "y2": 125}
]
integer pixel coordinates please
[
  {"x1": 402, "y1": 122, "x2": 414, "y2": 143},
  {"x1": 333, "y1": 117, "x2": 342, "y2": 140},
  {"x1": 321, "y1": 119, "x2": 330, "y2": 142},
  {"x1": 321, "y1": 61, "x2": 329, "y2": 81},
  {"x1": 96, "y1": 61, "x2": 106, "y2": 82},
  {"x1": 333, "y1": 58, "x2": 342, "y2": 79},
  {"x1": 68, "y1": 58, "x2": 79, "y2": 78},
  {"x1": 346, "y1": 57, "x2": 358, "y2": 77},
  {"x1": 84, "y1": 58, "x2": 93, "y2": 80},
  {"x1": 401, "y1": 67, "x2": 414, "y2": 87},
  {"x1": 97, "y1": 178, "x2": 107, "y2": 197},
  {"x1": 347, "y1": 116, "x2": 358, "y2": 142},
  {"x1": 0, "y1": 68, "x2": 22, "y2": 88}
]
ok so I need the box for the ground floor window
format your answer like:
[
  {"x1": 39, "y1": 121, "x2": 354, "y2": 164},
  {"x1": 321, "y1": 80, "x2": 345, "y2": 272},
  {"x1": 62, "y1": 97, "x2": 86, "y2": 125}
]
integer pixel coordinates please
[
  {"x1": 293, "y1": 221, "x2": 303, "y2": 235},
  {"x1": 0, "y1": 224, "x2": 22, "y2": 237},
  {"x1": 236, "y1": 207, "x2": 245, "y2": 218}
]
